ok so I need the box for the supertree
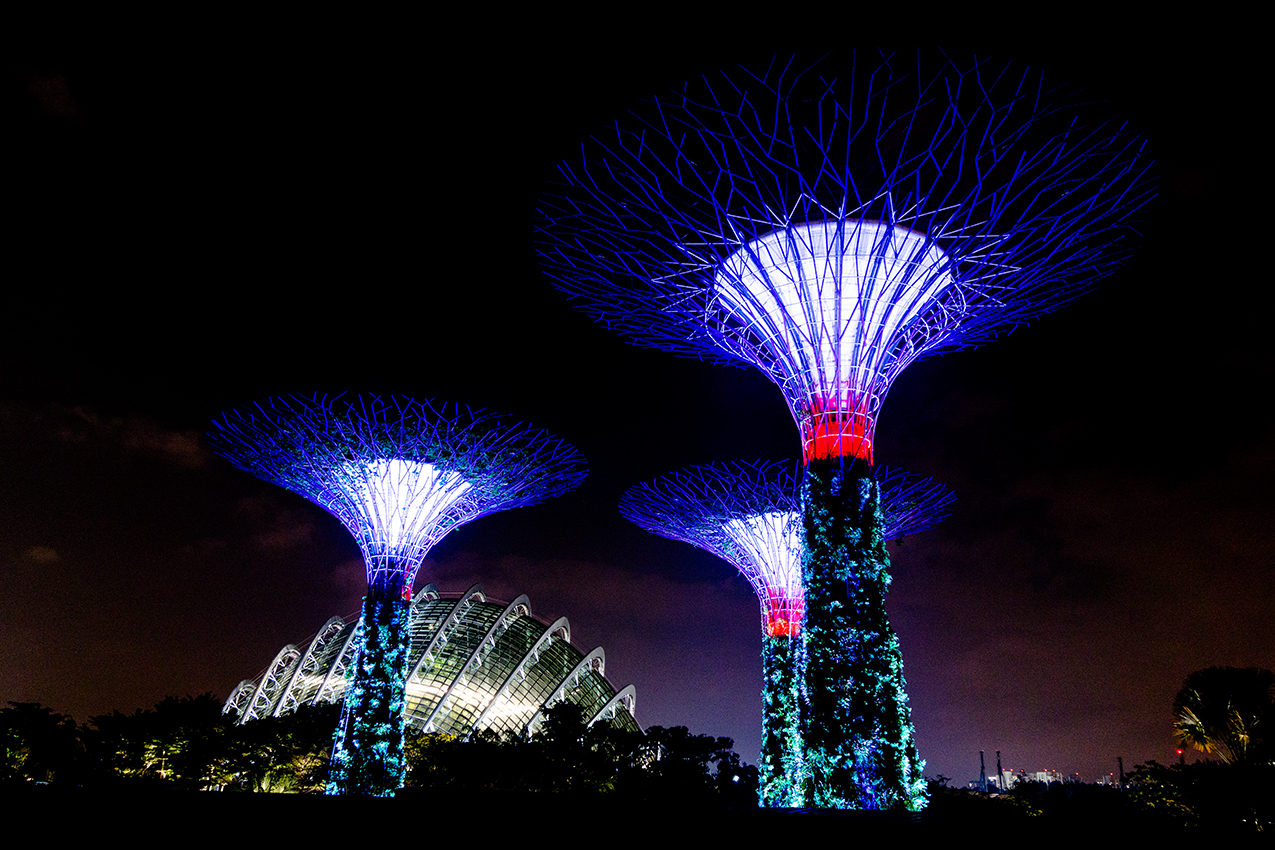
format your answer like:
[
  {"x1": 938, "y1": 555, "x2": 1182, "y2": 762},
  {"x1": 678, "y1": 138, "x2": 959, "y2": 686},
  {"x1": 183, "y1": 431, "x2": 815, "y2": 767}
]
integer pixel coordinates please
[
  {"x1": 620, "y1": 461, "x2": 952, "y2": 806},
  {"x1": 208, "y1": 394, "x2": 587, "y2": 796},
  {"x1": 537, "y1": 52, "x2": 1154, "y2": 808}
]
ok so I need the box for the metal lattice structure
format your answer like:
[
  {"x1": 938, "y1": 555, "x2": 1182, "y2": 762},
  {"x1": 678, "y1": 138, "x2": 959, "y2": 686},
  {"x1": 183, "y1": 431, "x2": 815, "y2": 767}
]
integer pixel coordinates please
[
  {"x1": 209, "y1": 394, "x2": 587, "y2": 796},
  {"x1": 538, "y1": 53, "x2": 1154, "y2": 463},
  {"x1": 538, "y1": 52, "x2": 1154, "y2": 810},
  {"x1": 619, "y1": 461, "x2": 951, "y2": 806},
  {"x1": 225, "y1": 584, "x2": 639, "y2": 739},
  {"x1": 209, "y1": 395, "x2": 587, "y2": 586}
]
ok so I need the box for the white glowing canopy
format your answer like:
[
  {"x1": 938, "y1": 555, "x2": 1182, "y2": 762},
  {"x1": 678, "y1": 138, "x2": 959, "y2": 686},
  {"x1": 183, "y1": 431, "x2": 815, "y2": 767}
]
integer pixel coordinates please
[
  {"x1": 341, "y1": 458, "x2": 473, "y2": 572},
  {"x1": 209, "y1": 395, "x2": 588, "y2": 588},
  {"x1": 715, "y1": 220, "x2": 955, "y2": 458},
  {"x1": 721, "y1": 510, "x2": 805, "y2": 636},
  {"x1": 722, "y1": 511, "x2": 803, "y2": 602}
]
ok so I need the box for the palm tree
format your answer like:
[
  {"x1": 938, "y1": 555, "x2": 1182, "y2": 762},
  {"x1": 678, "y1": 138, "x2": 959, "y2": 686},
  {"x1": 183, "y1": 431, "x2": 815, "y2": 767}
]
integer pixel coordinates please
[{"x1": 1172, "y1": 667, "x2": 1275, "y2": 765}]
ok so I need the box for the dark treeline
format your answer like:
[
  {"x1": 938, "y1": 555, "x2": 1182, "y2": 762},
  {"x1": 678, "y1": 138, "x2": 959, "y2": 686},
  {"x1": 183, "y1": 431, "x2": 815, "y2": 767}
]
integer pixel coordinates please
[
  {"x1": 403, "y1": 703, "x2": 758, "y2": 806},
  {"x1": 7, "y1": 669, "x2": 1272, "y2": 832},
  {"x1": 919, "y1": 666, "x2": 1274, "y2": 833},
  {"x1": 925, "y1": 762, "x2": 1273, "y2": 834},
  {"x1": 1, "y1": 696, "x2": 759, "y2": 806},
  {"x1": 2, "y1": 695, "x2": 339, "y2": 792}
]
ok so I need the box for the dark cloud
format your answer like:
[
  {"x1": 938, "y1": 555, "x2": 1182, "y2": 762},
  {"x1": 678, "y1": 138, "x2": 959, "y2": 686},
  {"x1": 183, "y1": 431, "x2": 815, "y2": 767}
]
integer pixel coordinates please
[{"x1": 23, "y1": 545, "x2": 60, "y2": 563}]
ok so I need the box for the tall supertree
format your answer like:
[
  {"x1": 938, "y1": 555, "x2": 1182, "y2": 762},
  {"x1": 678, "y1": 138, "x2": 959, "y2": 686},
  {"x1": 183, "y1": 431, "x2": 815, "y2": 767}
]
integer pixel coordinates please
[
  {"x1": 538, "y1": 52, "x2": 1154, "y2": 808},
  {"x1": 209, "y1": 394, "x2": 587, "y2": 796},
  {"x1": 620, "y1": 461, "x2": 952, "y2": 807}
]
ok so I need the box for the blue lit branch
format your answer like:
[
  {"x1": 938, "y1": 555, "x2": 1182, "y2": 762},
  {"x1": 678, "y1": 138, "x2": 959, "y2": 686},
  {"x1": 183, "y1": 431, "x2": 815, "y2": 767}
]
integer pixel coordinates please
[
  {"x1": 541, "y1": 51, "x2": 1153, "y2": 810},
  {"x1": 209, "y1": 394, "x2": 586, "y2": 796}
]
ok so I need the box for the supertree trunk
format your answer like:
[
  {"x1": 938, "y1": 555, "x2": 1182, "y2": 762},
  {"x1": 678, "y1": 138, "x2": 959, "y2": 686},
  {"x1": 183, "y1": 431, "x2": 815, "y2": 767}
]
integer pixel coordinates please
[
  {"x1": 760, "y1": 631, "x2": 803, "y2": 807},
  {"x1": 800, "y1": 459, "x2": 925, "y2": 810},
  {"x1": 326, "y1": 567, "x2": 412, "y2": 796}
]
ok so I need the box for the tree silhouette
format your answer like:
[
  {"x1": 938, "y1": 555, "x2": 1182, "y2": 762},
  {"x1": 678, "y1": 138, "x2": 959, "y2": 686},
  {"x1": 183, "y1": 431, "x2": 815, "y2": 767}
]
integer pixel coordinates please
[
  {"x1": 1, "y1": 702, "x2": 80, "y2": 783},
  {"x1": 1172, "y1": 667, "x2": 1275, "y2": 765}
]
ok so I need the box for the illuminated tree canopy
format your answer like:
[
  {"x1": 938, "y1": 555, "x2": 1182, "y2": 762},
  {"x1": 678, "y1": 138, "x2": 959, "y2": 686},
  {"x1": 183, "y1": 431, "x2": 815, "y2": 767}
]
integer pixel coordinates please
[
  {"x1": 619, "y1": 461, "x2": 952, "y2": 637},
  {"x1": 209, "y1": 394, "x2": 588, "y2": 586},
  {"x1": 209, "y1": 394, "x2": 587, "y2": 797},
  {"x1": 537, "y1": 52, "x2": 1155, "y2": 461},
  {"x1": 539, "y1": 51, "x2": 1153, "y2": 810}
]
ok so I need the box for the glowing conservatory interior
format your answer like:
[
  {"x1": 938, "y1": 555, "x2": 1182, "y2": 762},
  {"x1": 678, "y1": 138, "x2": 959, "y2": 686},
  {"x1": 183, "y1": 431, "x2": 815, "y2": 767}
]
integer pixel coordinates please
[{"x1": 225, "y1": 584, "x2": 639, "y2": 739}]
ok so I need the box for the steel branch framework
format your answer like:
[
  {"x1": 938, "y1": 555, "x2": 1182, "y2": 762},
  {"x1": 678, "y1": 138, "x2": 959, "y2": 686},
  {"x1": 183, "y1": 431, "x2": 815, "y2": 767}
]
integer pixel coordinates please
[
  {"x1": 538, "y1": 52, "x2": 1155, "y2": 462},
  {"x1": 209, "y1": 395, "x2": 587, "y2": 586},
  {"x1": 619, "y1": 461, "x2": 951, "y2": 805},
  {"x1": 539, "y1": 51, "x2": 1154, "y2": 810},
  {"x1": 209, "y1": 394, "x2": 587, "y2": 796}
]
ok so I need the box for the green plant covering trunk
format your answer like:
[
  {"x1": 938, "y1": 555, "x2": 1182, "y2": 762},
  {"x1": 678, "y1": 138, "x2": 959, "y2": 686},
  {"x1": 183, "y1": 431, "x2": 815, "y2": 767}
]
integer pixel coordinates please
[
  {"x1": 759, "y1": 631, "x2": 803, "y2": 807},
  {"x1": 326, "y1": 568, "x2": 411, "y2": 796},
  {"x1": 799, "y1": 458, "x2": 926, "y2": 810}
]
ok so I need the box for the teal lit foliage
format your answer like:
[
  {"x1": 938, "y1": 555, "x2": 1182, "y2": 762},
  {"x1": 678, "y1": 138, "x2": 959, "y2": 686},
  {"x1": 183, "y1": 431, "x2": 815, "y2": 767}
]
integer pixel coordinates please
[
  {"x1": 759, "y1": 633, "x2": 802, "y2": 807},
  {"x1": 327, "y1": 570, "x2": 412, "y2": 796},
  {"x1": 800, "y1": 459, "x2": 926, "y2": 810}
]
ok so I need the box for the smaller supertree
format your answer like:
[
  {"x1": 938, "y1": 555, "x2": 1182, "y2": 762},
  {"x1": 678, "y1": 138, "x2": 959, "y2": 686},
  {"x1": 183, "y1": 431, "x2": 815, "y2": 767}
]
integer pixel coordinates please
[
  {"x1": 619, "y1": 461, "x2": 951, "y2": 806},
  {"x1": 209, "y1": 394, "x2": 587, "y2": 796}
]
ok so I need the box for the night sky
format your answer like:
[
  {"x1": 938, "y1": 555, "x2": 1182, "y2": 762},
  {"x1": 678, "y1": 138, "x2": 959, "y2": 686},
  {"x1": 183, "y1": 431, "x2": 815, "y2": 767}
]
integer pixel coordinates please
[{"x1": 4, "y1": 35, "x2": 1269, "y2": 786}]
